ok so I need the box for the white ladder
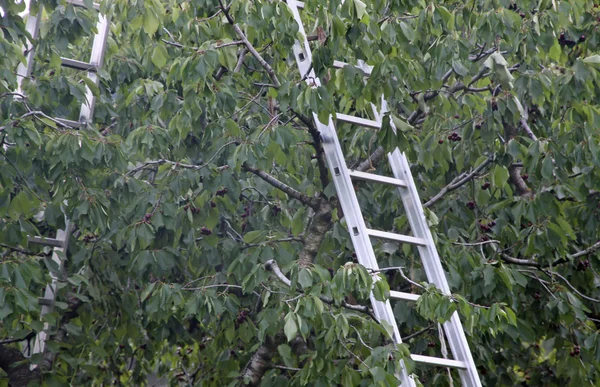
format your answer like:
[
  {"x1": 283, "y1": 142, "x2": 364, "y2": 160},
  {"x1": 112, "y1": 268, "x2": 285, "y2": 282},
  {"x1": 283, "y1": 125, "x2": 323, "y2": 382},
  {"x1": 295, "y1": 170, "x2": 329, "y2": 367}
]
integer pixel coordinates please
[
  {"x1": 286, "y1": 1, "x2": 482, "y2": 386},
  {"x1": 16, "y1": 0, "x2": 110, "y2": 127},
  {"x1": 15, "y1": 0, "x2": 109, "y2": 360}
]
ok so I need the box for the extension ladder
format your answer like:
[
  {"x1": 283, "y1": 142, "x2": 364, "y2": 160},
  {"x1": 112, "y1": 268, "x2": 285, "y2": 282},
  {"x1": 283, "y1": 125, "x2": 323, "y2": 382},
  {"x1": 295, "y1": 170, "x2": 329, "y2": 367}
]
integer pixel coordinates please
[
  {"x1": 16, "y1": 0, "x2": 110, "y2": 127},
  {"x1": 15, "y1": 0, "x2": 110, "y2": 359},
  {"x1": 285, "y1": 1, "x2": 482, "y2": 385}
]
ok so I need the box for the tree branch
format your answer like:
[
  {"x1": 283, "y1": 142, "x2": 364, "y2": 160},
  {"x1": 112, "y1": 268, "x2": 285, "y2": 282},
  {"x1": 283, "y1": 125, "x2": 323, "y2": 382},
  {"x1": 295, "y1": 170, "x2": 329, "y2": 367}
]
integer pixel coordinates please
[
  {"x1": 293, "y1": 111, "x2": 330, "y2": 188},
  {"x1": 424, "y1": 155, "x2": 494, "y2": 208},
  {"x1": 264, "y1": 259, "x2": 375, "y2": 317},
  {"x1": 127, "y1": 141, "x2": 238, "y2": 176},
  {"x1": 355, "y1": 146, "x2": 386, "y2": 172},
  {"x1": 218, "y1": 1, "x2": 280, "y2": 88},
  {"x1": 242, "y1": 163, "x2": 320, "y2": 208}
]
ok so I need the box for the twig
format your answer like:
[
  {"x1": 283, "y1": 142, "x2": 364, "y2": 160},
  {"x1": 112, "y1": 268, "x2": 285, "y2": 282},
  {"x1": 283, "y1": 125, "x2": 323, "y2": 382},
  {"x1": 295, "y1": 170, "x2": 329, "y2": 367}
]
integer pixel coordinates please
[
  {"x1": 243, "y1": 163, "x2": 319, "y2": 208},
  {"x1": 350, "y1": 325, "x2": 373, "y2": 351},
  {"x1": 0, "y1": 243, "x2": 36, "y2": 256},
  {"x1": 271, "y1": 364, "x2": 301, "y2": 372},
  {"x1": 369, "y1": 267, "x2": 425, "y2": 290},
  {"x1": 264, "y1": 259, "x2": 375, "y2": 318},
  {"x1": 453, "y1": 240, "x2": 500, "y2": 247},
  {"x1": 242, "y1": 237, "x2": 304, "y2": 250},
  {"x1": 542, "y1": 269, "x2": 600, "y2": 303},
  {"x1": 402, "y1": 325, "x2": 433, "y2": 341},
  {"x1": 424, "y1": 155, "x2": 494, "y2": 208},
  {"x1": 127, "y1": 141, "x2": 238, "y2": 176}
]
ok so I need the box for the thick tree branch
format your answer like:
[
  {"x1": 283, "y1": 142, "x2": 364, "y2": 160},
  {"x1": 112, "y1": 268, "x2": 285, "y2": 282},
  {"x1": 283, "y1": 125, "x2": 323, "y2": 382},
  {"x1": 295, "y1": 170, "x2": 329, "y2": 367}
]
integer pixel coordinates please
[
  {"x1": 355, "y1": 146, "x2": 386, "y2": 172},
  {"x1": 242, "y1": 163, "x2": 320, "y2": 209},
  {"x1": 424, "y1": 155, "x2": 494, "y2": 208},
  {"x1": 293, "y1": 111, "x2": 330, "y2": 188},
  {"x1": 218, "y1": 1, "x2": 280, "y2": 88},
  {"x1": 240, "y1": 344, "x2": 275, "y2": 386},
  {"x1": 0, "y1": 345, "x2": 41, "y2": 387}
]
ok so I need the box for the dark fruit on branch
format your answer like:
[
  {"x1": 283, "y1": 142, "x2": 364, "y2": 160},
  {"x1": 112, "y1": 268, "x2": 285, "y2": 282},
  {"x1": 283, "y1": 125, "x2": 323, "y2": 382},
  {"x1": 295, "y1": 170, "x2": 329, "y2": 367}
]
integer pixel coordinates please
[
  {"x1": 467, "y1": 201, "x2": 476, "y2": 210},
  {"x1": 448, "y1": 132, "x2": 462, "y2": 142},
  {"x1": 579, "y1": 34, "x2": 586, "y2": 43},
  {"x1": 438, "y1": 139, "x2": 444, "y2": 144},
  {"x1": 201, "y1": 227, "x2": 212, "y2": 235},
  {"x1": 216, "y1": 188, "x2": 228, "y2": 196},
  {"x1": 481, "y1": 182, "x2": 491, "y2": 190}
]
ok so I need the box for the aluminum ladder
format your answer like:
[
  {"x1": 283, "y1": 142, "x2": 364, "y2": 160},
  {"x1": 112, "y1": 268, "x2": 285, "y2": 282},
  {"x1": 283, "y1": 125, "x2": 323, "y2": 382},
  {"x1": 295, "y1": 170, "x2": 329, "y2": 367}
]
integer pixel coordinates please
[
  {"x1": 285, "y1": 1, "x2": 482, "y2": 385},
  {"x1": 16, "y1": 0, "x2": 110, "y2": 127},
  {"x1": 15, "y1": 0, "x2": 110, "y2": 359}
]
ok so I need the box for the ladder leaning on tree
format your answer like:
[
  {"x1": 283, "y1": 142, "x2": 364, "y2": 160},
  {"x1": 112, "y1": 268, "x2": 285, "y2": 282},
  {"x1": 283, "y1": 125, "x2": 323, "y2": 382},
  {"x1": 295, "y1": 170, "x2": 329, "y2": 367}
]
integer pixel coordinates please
[
  {"x1": 15, "y1": 0, "x2": 110, "y2": 360},
  {"x1": 285, "y1": 1, "x2": 482, "y2": 386}
]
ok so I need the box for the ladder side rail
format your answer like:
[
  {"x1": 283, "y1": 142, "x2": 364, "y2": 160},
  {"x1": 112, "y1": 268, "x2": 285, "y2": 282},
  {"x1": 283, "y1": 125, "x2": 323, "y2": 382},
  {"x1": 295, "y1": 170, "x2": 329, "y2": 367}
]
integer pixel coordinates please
[
  {"x1": 79, "y1": 13, "x2": 110, "y2": 123},
  {"x1": 30, "y1": 221, "x2": 70, "y2": 365},
  {"x1": 389, "y1": 149, "x2": 482, "y2": 387},
  {"x1": 285, "y1": 2, "x2": 416, "y2": 385},
  {"x1": 16, "y1": 7, "x2": 42, "y2": 96}
]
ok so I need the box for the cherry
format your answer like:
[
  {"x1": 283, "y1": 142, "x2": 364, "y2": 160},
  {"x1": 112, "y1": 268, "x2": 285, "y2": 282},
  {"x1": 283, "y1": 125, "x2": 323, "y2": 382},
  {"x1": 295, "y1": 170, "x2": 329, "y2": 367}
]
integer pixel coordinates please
[
  {"x1": 467, "y1": 201, "x2": 476, "y2": 210},
  {"x1": 481, "y1": 182, "x2": 491, "y2": 190},
  {"x1": 201, "y1": 227, "x2": 212, "y2": 235}
]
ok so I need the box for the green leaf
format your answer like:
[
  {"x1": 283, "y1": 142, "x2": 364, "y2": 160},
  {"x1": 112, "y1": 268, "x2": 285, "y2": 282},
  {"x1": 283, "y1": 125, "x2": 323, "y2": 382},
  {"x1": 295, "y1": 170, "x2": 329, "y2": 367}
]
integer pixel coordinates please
[
  {"x1": 151, "y1": 45, "x2": 168, "y2": 68},
  {"x1": 284, "y1": 313, "x2": 298, "y2": 341}
]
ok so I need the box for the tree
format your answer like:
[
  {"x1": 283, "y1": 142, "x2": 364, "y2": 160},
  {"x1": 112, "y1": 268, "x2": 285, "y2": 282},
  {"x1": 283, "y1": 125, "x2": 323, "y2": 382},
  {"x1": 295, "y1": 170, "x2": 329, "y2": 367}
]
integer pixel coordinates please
[{"x1": 1, "y1": 0, "x2": 600, "y2": 385}]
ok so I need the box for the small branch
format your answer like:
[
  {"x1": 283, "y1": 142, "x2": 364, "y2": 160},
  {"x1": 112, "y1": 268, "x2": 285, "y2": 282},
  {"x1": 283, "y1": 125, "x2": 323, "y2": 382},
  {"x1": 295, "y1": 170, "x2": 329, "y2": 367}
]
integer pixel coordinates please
[
  {"x1": 219, "y1": 1, "x2": 280, "y2": 88},
  {"x1": 264, "y1": 260, "x2": 291, "y2": 287},
  {"x1": 500, "y1": 253, "x2": 540, "y2": 267},
  {"x1": 271, "y1": 364, "x2": 301, "y2": 372},
  {"x1": 0, "y1": 243, "x2": 37, "y2": 256},
  {"x1": 0, "y1": 332, "x2": 35, "y2": 345},
  {"x1": 242, "y1": 237, "x2": 304, "y2": 250},
  {"x1": 234, "y1": 47, "x2": 248, "y2": 73},
  {"x1": 127, "y1": 141, "x2": 238, "y2": 176},
  {"x1": 243, "y1": 163, "x2": 319, "y2": 208},
  {"x1": 424, "y1": 155, "x2": 494, "y2": 208},
  {"x1": 519, "y1": 118, "x2": 538, "y2": 141},
  {"x1": 403, "y1": 325, "x2": 433, "y2": 341},
  {"x1": 571, "y1": 241, "x2": 600, "y2": 259},
  {"x1": 264, "y1": 259, "x2": 375, "y2": 318},
  {"x1": 453, "y1": 240, "x2": 500, "y2": 247},
  {"x1": 542, "y1": 269, "x2": 600, "y2": 303}
]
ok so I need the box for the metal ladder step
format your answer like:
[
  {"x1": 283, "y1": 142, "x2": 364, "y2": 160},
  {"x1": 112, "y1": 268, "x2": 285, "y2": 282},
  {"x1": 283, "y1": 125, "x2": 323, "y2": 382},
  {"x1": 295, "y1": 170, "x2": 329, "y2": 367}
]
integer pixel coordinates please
[
  {"x1": 66, "y1": 0, "x2": 101, "y2": 10},
  {"x1": 332, "y1": 60, "x2": 373, "y2": 75},
  {"x1": 411, "y1": 355, "x2": 467, "y2": 370},
  {"x1": 348, "y1": 170, "x2": 407, "y2": 187},
  {"x1": 389, "y1": 291, "x2": 420, "y2": 302},
  {"x1": 61, "y1": 57, "x2": 98, "y2": 72},
  {"x1": 336, "y1": 113, "x2": 381, "y2": 129},
  {"x1": 366, "y1": 229, "x2": 427, "y2": 246}
]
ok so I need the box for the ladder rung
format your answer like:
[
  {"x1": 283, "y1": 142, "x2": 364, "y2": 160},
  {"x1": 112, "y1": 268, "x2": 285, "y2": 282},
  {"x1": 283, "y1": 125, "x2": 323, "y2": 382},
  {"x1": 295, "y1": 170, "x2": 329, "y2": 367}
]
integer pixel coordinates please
[
  {"x1": 296, "y1": 1, "x2": 305, "y2": 8},
  {"x1": 410, "y1": 354, "x2": 467, "y2": 369},
  {"x1": 332, "y1": 60, "x2": 373, "y2": 76},
  {"x1": 348, "y1": 170, "x2": 407, "y2": 187},
  {"x1": 66, "y1": 0, "x2": 101, "y2": 10},
  {"x1": 366, "y1": 229, "x2": 426, "y2": 246},
  {"x1": 389, "y1": 291, "x2": 420, "y2": 301},
  {"x1": 336, "y1": 113, "x2": 381, "y2": 129},
  {"x1": 28, "y1": 236, "x2": 65, "y2": 248},
  {"x1": 61, "y1": 57, "x2": 98, "y2": 72}
]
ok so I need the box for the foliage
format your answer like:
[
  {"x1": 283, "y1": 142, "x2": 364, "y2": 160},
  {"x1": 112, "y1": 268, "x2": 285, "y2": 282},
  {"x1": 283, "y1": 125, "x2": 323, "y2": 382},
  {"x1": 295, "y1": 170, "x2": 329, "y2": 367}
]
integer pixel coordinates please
[{"x1": 1, "y1": 0, "x2": 600, "y2": 385}]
